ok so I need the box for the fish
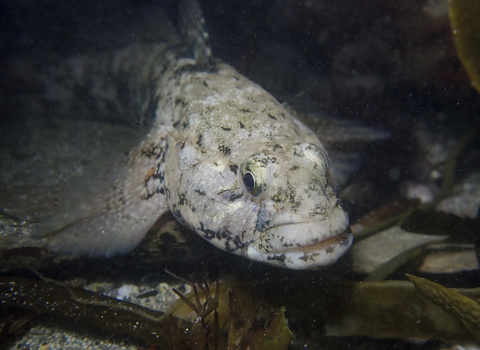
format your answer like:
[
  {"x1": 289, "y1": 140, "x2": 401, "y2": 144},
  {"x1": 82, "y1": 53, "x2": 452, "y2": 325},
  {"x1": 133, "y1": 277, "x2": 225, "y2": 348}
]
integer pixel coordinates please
[{"x1": 27, "y1": 0, "x2": 353, "y2": 269}]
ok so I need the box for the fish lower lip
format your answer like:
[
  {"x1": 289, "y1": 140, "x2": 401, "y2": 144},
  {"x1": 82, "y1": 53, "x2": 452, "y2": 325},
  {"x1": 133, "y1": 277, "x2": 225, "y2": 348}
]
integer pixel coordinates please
[
  {"x1": 244, "y1": 211, "x2": 353, "y2": 270},
  {"x1": 276, "y1": 227, "x2": 352, "y2": 255},
  {"x1": 255, "y1": 206, "x2": 350, "y2": 254}
]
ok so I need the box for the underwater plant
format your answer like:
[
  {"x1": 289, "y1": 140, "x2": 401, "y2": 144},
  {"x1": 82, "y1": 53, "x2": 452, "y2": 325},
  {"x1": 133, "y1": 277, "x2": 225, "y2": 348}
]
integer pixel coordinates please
[{"x1": 0, "y1": 274, "x2": 292, "y2": 349}]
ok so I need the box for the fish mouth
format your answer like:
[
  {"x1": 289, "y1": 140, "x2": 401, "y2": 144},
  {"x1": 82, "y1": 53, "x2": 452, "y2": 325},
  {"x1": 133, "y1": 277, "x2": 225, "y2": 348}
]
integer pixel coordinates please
[
  {"x1": 277, "y1": 228, "x2": 352, "y2": 254},
  {"x1": 244, "y1": 208, "x2": 353, "y2": 269}
]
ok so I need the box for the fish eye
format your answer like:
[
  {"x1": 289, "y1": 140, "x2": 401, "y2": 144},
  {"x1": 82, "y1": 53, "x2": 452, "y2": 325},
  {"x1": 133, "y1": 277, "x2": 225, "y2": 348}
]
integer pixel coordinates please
[
  {"x1": 243, "y1": 171, "x2": 255, "y2": 191},
  {"x1": 239, "y1": 155, "x2": 269, "y2": 197},
  {"x1": 243, "y1": 171, "x2": 255, "y2": 192},
  {"x1": 241, "y1": 168, "x2": 264, "y2": 196}
]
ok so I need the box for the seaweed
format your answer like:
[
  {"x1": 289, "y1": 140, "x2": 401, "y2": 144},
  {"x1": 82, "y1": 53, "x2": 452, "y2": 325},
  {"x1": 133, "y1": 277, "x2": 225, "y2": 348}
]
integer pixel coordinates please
[
  {"x1": 449, "y1": 0, "x2": 480, "y2": 93},
  {"x1": 2, "y1": 269, "x2": 480, "y2": 345},
  {"x1": 0, "y1": 275, "x2": 182, "y2": 346},
  {"x1": 407, "y1": 274, "x2": 480, "y2": 340},
  {"x1": 170, "y1": 281, "x2": 292, "y2": 349},
  {"x1": 0, "y1": 309, "x2": 36, "y2": 346},
  {"x1": 0, "y1": 274, "x2": 292, "y2": 349}
]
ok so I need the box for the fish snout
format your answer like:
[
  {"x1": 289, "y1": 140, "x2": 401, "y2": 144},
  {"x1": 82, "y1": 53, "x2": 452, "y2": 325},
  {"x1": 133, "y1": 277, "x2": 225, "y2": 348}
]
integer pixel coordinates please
[{"x1": 244, "y1": 206, "x2": 352, "y2": 269}]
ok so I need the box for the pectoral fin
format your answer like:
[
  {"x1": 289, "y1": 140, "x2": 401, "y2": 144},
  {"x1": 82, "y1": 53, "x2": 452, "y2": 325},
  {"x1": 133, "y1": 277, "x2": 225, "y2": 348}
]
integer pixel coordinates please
[{"x1": 34, "y1": 130, "x2": 170, "y2": 258}]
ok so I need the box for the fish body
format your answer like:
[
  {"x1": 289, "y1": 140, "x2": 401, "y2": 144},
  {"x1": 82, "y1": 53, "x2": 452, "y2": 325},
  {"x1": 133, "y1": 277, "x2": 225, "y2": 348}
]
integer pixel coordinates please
[{"x1": 33, "y1": 0, "x2": 352, "y2": 269}]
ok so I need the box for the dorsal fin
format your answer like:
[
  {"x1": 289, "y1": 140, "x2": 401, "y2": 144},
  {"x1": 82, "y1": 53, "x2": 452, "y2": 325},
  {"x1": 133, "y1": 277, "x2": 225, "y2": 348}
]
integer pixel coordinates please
[{"x1": 179, "y1": 0, "x2": 214, "y2": 70}]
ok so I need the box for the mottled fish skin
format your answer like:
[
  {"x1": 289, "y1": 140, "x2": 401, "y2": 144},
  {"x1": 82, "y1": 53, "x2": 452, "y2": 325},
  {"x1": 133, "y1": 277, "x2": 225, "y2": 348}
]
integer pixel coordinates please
[{"x1": 35, "y1": 0, "x2": 352, "y2": 269}]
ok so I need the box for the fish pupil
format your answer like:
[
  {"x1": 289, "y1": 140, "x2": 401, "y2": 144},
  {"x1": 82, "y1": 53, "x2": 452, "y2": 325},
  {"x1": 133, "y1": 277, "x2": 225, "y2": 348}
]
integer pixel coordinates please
[{"x1": 243, "y1": 172, "x2": 255, "y2": 191}]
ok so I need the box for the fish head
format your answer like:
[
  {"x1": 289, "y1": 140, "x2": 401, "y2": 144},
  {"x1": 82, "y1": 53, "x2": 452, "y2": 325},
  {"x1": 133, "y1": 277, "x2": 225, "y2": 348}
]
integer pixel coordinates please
[
  {"x1": 237, "y1": 142, "x2": 352, "y2": 269},
  {"x1": 166, "y1": 136, "x2": 352, "y2": 270},
  {"x1": 163, "y1": 64, "x2": 352, "y2": 269}
]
